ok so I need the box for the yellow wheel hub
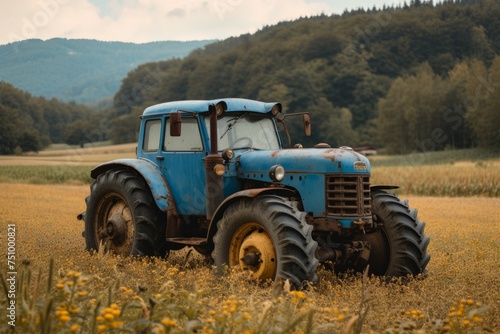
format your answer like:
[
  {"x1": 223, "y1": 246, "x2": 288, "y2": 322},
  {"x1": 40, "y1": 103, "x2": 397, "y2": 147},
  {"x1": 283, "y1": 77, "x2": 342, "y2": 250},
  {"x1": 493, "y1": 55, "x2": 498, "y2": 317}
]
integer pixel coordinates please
[{"x1": 229, "y1": 223, "x2": 277, "y2": 281}]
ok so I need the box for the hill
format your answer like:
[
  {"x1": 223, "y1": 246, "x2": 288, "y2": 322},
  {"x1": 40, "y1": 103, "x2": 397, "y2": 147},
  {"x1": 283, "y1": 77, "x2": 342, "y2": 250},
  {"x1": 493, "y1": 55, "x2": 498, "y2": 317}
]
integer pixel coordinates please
[
  {"x1": 2, "y1": 1, "x2": 499, "y2": 155},
  {"x1": 111, "y1": 0, "x2": 500, "y2": 151},
  {"x1": 0, "y1": 38, "x2": 215, "y2": 104}
]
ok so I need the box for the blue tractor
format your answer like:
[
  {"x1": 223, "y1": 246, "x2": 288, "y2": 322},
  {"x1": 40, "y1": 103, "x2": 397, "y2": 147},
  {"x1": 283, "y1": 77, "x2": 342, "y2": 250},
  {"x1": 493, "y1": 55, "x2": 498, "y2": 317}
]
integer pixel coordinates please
[{"x1": 79, "y1": 98, "x2": 430, "y2": 288}]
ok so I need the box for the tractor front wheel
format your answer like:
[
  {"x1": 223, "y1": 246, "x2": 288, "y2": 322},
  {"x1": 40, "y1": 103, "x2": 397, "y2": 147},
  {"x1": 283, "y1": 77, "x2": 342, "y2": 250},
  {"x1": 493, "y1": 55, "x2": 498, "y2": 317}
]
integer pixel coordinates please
[
  {"x1": 357, "y1": 190, "x2": 430, "y2": 277},
  {"x1": 212, "y1": 195, "x2": 318, "y2": 289},
  {"x1": 84, "y1": 169, "x2": 168, "y2": 258}
]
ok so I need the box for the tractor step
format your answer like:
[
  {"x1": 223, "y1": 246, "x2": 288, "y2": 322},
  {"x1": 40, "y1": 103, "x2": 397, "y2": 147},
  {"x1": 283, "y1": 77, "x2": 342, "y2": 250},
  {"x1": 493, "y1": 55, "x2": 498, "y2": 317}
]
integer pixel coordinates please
[{"x1": 166, "y1": 237, "x2": 207, "y2": 246}]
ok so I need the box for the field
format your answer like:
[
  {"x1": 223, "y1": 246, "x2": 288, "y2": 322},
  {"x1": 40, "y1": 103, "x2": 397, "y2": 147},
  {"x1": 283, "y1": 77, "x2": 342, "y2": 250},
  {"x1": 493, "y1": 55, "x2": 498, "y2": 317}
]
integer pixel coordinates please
[
  {"x1": 0, "y1": 146, "x2": 499, "y2": 333},
  {"x1": 0, "y1": 145, "x2": 498, "y2": 197}
]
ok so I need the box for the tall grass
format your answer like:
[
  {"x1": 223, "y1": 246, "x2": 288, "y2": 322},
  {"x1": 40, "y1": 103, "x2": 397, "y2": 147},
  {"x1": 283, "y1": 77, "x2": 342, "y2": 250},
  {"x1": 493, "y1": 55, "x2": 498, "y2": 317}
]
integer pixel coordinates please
[
  {"x1": 371, "y1": 164, "x2": 500, "y2": 197},
  {"x1": 369, "y1": 148, "x2": 500, "y2": 167},
  {"x1": 0, "y1": 166, "x2": 92, "y2": 184}
]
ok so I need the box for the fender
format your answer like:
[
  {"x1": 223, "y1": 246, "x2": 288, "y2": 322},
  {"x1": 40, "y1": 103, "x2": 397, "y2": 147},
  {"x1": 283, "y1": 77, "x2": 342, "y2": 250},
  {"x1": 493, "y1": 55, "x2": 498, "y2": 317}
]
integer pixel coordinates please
[
  {"x1": 370, "y1": 185, "x2": 400, "y2": 191},
  {"x1": 206, "y1": 187, "x2": 297, "y2": 243},
  {"x1": 91, "y1": 158, "x2": 173, "y2": 212}
]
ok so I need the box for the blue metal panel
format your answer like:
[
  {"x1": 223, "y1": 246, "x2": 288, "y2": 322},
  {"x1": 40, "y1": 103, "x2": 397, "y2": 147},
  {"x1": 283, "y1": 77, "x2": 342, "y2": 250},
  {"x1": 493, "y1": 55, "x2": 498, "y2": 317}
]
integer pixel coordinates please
[
  {"x1": 237, "y1": 148, "x2": 370, "y2": 175},
  {"x1": 236, "y1": 148, "x2": 371, "y2": 216},
  {"x1": 157, "y1": 151, "x2": 207, "y2": 215},
  {"x1": 143, "y1": 98, "x2": 280, "y2": 117},
  {"x1": 91, "y1": 158, "x2": 172, "y2": 212}
]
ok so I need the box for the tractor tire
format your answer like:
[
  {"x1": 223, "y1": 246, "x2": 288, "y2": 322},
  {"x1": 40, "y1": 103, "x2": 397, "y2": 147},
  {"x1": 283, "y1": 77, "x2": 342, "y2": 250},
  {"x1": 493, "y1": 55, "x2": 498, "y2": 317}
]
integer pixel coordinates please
[
  {"x1": 212, "y1": 195, "x2": 318, "y2": 289},
  {"x1": 84, "y1": 169, "x2": 168, "y2": 258},
  {"x1": 357, "y1": 189, "x2": 430, "y2": 277}
]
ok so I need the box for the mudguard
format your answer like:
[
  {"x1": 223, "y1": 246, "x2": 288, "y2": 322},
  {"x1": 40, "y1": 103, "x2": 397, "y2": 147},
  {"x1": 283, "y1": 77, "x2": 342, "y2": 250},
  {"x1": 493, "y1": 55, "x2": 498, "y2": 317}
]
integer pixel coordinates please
[
  {"x1": 91, "y1": 158, "x2": 173, "y2": 212},
  {"x1": 206, "y1": 187, "x2": 297, "y2": 242}
]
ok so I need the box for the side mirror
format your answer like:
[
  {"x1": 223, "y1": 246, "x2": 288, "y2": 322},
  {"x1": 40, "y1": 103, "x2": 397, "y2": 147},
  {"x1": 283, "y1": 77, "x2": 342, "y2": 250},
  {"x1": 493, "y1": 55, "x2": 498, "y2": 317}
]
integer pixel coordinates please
[
  {"x1": 303, "y1": 113, "x2": 311, "y2": 136},
  {"x1": 170, "y1": 112, "x2": 182, "y2": 137}
]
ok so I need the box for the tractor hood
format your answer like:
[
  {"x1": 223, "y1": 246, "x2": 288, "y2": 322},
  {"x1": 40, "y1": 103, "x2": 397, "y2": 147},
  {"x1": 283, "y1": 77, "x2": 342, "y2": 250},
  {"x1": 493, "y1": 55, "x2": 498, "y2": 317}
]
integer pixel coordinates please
[{"x1": 237, "y1": 147, "x2": 371, "y2": 178}]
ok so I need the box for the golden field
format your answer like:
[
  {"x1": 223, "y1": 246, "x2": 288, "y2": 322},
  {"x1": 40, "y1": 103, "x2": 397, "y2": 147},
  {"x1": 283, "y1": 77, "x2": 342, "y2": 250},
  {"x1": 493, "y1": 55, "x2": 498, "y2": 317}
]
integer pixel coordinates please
[
  {"x1": 0, "y1": 182, "x2": 499, "y2": 333},
  {"x1": 0, "y1": 143, "x2": 136, "y2": 166}
]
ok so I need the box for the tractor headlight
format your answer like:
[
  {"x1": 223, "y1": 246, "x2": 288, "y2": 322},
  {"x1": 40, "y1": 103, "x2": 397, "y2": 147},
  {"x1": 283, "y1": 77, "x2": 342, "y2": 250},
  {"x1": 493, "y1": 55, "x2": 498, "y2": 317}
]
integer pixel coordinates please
[
  {"x1": 214, "y1": 164, "x2": 225, "y2": 176},
  {"x1": 269, "y1": 165, "x2": 285, "y2": 182}
]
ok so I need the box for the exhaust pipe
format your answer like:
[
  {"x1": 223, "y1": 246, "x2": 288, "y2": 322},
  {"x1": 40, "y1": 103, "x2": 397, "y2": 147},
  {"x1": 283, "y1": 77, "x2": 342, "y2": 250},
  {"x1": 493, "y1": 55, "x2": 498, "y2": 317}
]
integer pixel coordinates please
[{"x1": 205, "y1": 102, "x2": 225, "y2": 219}]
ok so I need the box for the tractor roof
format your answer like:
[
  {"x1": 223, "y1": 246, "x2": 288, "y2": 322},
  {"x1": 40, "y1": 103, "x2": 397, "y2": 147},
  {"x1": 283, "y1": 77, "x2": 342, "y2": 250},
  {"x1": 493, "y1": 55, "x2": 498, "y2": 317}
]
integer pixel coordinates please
[{"x1": 142, "y1": 98, "x2": 281, "y2": 117}]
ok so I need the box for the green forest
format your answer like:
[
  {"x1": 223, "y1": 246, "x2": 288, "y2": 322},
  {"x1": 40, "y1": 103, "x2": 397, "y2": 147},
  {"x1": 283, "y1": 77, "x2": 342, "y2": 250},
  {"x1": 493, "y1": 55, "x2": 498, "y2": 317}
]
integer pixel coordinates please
[
  {"x1": 1, "y1": 0, "x2": 500, "y2": 155},
  {"x1": 0, "y1": 82, "x2": 100, "y2": 154}
]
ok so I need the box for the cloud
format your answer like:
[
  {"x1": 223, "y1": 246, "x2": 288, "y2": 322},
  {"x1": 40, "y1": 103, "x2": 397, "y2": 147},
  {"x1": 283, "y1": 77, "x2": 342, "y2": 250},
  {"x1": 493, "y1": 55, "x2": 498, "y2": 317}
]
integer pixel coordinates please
[
  {"x1": 0, "y1": 0, "x2": 335, "y2": 45},
  {"x1": 166, "y1": 8, "x2": 186, "y2": 18}
]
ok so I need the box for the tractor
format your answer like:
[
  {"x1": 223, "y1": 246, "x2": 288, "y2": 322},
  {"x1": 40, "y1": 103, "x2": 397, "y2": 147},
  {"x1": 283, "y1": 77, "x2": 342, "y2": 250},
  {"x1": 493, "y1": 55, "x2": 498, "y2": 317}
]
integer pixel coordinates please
[{"x1": 78, "y1": 98, "x2": 430, "y2": 288}]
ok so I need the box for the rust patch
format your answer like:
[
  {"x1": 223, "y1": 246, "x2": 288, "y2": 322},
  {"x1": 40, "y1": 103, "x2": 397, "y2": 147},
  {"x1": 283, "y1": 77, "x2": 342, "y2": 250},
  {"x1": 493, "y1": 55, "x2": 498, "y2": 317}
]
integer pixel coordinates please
[
  {"x1": 240, "y1": 189, "x2": 266, "y2": 197},
  {"x1": 322, "y1": 150, "x2": 338, "y2": 162}
]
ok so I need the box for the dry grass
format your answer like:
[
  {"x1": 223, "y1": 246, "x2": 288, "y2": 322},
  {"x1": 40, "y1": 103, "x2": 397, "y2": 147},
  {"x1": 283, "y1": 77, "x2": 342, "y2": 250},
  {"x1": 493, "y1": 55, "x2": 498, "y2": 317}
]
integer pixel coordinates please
[
  {"x1": 0, "y1": 183, "x2": 498, "y2": 333},
  {"x1": 0, "y1": 143, "x2": 136, "y2": 166},
  {"x1": 371, "y1": 163, "x2": 500, "y2": 196}
]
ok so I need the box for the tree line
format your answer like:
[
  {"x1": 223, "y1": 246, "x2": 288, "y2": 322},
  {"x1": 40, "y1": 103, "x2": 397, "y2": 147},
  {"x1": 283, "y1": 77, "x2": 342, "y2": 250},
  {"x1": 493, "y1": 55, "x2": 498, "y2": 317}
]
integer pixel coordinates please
[
  {"x1": 0, "y1": 82, "x2": 100, "y2": 154},
  {"x1": 378, "y1": 58, "x2": 500, "y2": 153}
]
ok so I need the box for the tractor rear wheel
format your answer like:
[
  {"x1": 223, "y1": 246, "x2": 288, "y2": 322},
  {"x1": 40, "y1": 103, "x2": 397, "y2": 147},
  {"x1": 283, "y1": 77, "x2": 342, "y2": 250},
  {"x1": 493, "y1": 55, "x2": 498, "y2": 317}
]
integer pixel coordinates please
[
  {"x1": 212, "y1": 195, "x2": 318, "y2": 289},
  {"x1": 357, "y1": 189, "x2": 430, "y2": 277},
  {"x1": 84, "y1": 169, "x2": 168, "y2": 258}
]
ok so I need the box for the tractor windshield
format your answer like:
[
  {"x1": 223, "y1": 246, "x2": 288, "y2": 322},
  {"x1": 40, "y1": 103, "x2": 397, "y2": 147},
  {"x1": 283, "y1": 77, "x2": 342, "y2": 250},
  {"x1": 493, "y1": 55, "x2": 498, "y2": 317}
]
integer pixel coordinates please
[{"x1": 205, "y1": 113, "x2": 280, "y2": 150}]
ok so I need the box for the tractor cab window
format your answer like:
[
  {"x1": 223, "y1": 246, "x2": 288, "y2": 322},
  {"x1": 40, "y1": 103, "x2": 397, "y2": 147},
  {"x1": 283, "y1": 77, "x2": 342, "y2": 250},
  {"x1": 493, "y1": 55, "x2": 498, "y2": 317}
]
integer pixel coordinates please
[
  {"x1": 206, "y1": 113, "x2": 280, "y2": 150},
  {"x1": 164, "y1": 117, "x2": 203, "y2": 151},
  {"x1": 143, "y1": 119, "x2": 161, "y2": 152}
]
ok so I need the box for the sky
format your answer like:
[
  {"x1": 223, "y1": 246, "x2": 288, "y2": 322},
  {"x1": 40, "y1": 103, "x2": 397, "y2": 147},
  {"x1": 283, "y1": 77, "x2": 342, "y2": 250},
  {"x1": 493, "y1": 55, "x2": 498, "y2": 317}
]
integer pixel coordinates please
[{"x1": 0, "y1": 0, "x2": 400, "y2": 46}]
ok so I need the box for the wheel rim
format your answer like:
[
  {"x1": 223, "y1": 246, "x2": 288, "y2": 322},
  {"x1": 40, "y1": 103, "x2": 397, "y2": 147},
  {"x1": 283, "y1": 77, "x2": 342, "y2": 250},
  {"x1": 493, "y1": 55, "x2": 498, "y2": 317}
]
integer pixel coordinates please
[
  {"x1": 229, "y1": 223, "x2": 277, "y2": 280},
  {"x1": 97, "y1": 193, "x2": 134, "y2": 256},
  {"x1": 356, "y1": 221, "x2": 390, "y2": 276}
]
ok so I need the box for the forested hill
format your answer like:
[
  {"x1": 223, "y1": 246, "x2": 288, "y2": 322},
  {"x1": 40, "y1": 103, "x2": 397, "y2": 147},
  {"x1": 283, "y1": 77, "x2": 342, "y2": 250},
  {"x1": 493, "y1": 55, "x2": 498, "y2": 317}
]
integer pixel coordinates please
[
  {"x1": 2, "y1": 1, "x2": 499, "y2": 155},
  {"x1": 0, "y1": 38, "x2": 215, "y2": 104},
  {"x1": 113, "y1": 0, "x2": 500, "y2": 152},
  {"x1": 0, "y1": 82, "x2": 98, "y2": 154}
]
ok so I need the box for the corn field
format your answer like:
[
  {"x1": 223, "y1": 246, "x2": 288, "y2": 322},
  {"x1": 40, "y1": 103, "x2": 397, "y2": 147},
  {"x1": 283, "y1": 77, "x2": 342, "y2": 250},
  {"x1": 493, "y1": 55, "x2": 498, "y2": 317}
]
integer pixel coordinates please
[{"x1": 371, "y1": 163, "x2": 500, "y2": 197}]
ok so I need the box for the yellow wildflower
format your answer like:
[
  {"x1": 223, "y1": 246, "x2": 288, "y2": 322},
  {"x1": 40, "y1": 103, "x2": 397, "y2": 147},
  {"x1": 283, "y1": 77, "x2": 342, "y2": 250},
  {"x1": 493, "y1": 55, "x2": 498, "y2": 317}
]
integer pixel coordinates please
[
  {"x1": 161, "y1": 317, "x2": 177, "y2": 328},
  {"x1": 110, "y1": 321, "x2": 124, "y2": 329},
  {"x1": 59, "y1": 315, "x2": 71, "y2": 323}
]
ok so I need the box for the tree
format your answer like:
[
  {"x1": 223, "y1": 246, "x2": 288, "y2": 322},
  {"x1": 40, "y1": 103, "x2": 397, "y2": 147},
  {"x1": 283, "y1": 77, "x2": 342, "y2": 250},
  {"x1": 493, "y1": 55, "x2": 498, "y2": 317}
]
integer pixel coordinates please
[
  {"x1": 465, "y1": 56, "x2": 500, "y2": 149},
  {"x1": 440, "y1": 61, "x2": 472, "y2": 149},
  {"x1": 376, "y1": 78, "x2": 412, "y2": 153},
  {"x1": 64, "y1": 120, "x2": 97, "y2": 147},
  {"x1": 19, "y1": 130, "x2": 43, "y2": 153},
  {"x1": 0, "y1": 105, "x2": 22, "y2": 154},
  {"x1": 315, "y1": 98, "x2": 359, "y2": 147},
  {"x1": 109, "y1": 108, "x2": 142, "y2": 144}
]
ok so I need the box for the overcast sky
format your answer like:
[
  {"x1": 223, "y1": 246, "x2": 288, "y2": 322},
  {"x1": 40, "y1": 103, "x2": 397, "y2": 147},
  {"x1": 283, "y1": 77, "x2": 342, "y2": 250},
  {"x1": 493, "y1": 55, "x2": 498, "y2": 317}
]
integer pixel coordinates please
[{"x1": 1, "y1": 0, "x2": 401, "y2": 46}]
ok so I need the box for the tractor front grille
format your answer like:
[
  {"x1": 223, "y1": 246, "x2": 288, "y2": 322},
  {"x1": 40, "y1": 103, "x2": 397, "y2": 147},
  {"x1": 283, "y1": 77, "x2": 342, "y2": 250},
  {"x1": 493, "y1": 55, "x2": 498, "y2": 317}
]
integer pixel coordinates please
[{"x1": 326, "y1": 175, "x2": 371, "y2": 217}]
